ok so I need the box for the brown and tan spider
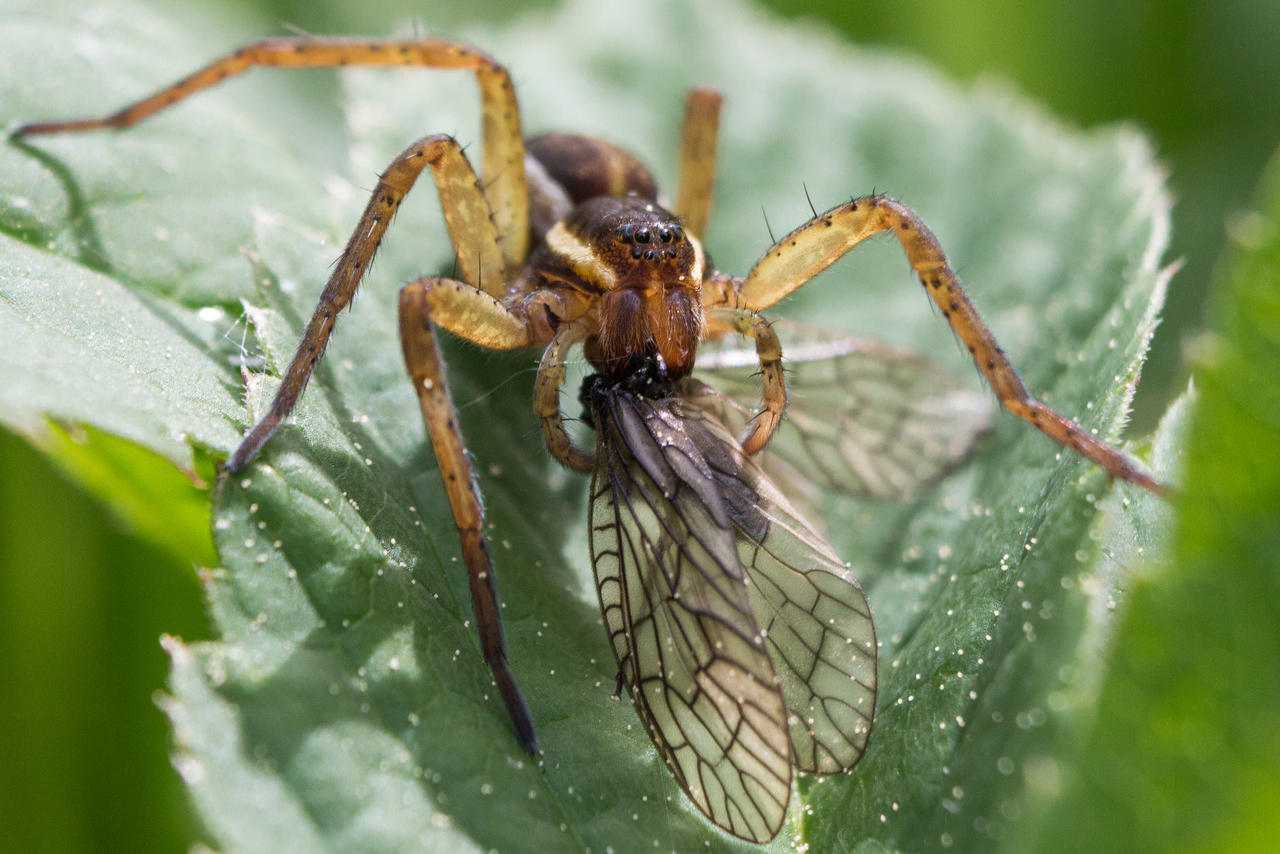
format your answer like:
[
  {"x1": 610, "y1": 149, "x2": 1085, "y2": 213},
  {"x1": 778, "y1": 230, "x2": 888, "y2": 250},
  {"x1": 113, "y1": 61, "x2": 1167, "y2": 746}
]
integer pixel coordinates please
[{"x1": 15, "y1": 34, "x2": 1164, "y2": 843}]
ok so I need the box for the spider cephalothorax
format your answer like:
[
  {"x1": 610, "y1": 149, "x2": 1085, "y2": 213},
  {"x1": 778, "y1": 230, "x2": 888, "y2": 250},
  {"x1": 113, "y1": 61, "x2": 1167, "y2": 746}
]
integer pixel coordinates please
[{"x1": 534, "y1": 195, "x2": 707, "y2": 379}]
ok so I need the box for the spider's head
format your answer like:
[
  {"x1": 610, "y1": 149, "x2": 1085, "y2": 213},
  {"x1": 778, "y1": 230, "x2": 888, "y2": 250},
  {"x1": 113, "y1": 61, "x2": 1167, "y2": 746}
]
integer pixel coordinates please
[
  {"x1": 541, "y1": 196, "x2": 707, "y2": 381},
  {"x1": 543, "y1": 195, "x2": 705, "y2": 292}
]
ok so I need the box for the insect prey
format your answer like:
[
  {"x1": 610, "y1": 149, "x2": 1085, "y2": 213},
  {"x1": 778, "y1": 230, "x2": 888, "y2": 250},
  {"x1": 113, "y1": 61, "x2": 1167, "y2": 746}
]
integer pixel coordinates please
[
  {"x1": 583, "y1": 356, "x2": 877, "y2": 841},
  {"x1": 14, "y1": 31, "x2": 1167, "y2": 843}
]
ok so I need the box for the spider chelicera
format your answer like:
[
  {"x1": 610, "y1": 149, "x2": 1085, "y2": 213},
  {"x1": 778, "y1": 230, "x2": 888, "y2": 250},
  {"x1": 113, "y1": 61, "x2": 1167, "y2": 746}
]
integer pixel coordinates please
[{"x1": 15, "y1": 34, "x2": 1165, "y2": 843}]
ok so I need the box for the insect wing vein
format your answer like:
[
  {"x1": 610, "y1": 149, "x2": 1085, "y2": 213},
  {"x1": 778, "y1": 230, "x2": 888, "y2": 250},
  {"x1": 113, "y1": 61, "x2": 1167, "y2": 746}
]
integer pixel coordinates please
[
  {"x1": 588, "y1": 389, "x2": 792, "y2": 843},
  {"x1": 677, "y1": 398, "x2": 879, "y2": 775}
]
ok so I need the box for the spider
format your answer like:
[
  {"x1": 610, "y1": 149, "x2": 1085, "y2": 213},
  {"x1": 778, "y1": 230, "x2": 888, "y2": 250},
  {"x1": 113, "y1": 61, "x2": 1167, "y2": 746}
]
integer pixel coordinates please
[{"x1": 14, "y1": 34, "x2": 1165, "y2": 843}]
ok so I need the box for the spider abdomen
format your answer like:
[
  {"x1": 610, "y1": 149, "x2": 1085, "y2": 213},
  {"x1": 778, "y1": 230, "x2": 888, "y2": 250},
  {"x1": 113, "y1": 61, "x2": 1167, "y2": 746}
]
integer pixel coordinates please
[{"x1": 527, "y1": 134, "x2": 658, "y2": 206}]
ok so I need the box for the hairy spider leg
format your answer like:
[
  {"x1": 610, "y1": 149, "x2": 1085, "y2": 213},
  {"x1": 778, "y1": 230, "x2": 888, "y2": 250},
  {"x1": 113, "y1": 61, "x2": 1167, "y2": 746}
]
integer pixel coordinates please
[
  {"x1": 673, "y1": 87, "x2": 790, "y2": 452},
  {"x1": 534, "y1": 319, "x2": 596, "y2": 474},
  {"x1": 673, "y1": 87, "x2": 722, "y2": 240},
  {"x1": 228, "y1": 134, "x2": 516, "y2": 471},
  {"x1": 13, "y1": 37, "x2": 530, "y2": 273},
  {"x1": 704, "y1": 307, "x2": 786, "y2": 455},
  {"x1": 720, "y1": 194, "x2": 1166, "y2": 496},
  {"x1": 271, "y1": 133, "x2": 538, "y2": 754},
  {"x1": 399, "y1": 277, "x2": 538, "y2": 754}
]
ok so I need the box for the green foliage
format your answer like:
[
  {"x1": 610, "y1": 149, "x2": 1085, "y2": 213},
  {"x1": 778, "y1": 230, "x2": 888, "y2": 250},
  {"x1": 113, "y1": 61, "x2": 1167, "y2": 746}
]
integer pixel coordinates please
[
  {"x1": 0, "y1": 0, "x2": 1206, "y2": 851},
  {"x1": 0, "y1": 427, "x2": 209, "y2": 853}
]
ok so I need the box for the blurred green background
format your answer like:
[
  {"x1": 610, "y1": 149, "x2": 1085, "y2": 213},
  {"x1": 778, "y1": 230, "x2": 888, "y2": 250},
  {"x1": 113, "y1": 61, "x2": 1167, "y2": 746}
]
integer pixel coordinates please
[{"x1": 2, "y1": 0, "x2": 1276, "y2": 851}]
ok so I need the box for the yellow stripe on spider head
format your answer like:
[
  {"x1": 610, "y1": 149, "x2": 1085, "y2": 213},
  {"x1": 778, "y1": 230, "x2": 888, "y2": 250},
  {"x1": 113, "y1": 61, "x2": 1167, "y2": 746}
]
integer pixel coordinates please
[{"x1": 545, "y1": 221, "x2": 619, "y2": 291}]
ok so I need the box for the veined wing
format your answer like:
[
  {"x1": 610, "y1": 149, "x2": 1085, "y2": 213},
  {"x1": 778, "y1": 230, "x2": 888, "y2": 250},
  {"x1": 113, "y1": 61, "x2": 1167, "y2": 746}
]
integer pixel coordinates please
[
  {"x1": 589, "y1": 384, "x2": 792, "y2": 843},
  {"x1": 695, "y1": 319, "x2": 992, "y2": 500},
  {"x1": 676, "y1": 393, "x2": 877, "y2": 775},
  {"x1": 587, "y1": 380, "x2": 877, "y2": 840}
]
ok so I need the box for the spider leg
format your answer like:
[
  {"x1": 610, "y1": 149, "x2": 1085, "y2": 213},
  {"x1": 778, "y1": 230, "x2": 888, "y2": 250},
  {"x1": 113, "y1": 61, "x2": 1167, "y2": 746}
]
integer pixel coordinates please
[
  {"x1": 534, "y1": 320, "x2": 595, "y2": 474},
  {"x1": 12, "y1": 36, "x2": 529, "y2": 270},
  {"x1": 704, "y1": 307, "x2": 786, "y2": 455},
  {"x1": 721, "y1": 194, "x2": 1164, "y2": 495},
  {"x1": 399, "y1": 277, "x2": 537, "y2": 754},
  {"x1": 674, "y1": 87, "x2": 722, "y2": 240},
  {"x1": 227, "y1": 134, "x2": 507, "y2": 472}
]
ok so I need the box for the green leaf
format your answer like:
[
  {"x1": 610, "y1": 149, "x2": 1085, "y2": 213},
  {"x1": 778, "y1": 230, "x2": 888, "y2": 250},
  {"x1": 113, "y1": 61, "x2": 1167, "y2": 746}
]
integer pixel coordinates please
[{"x1": 2, "y1": 0, "x2": 1181, "y2": 851}]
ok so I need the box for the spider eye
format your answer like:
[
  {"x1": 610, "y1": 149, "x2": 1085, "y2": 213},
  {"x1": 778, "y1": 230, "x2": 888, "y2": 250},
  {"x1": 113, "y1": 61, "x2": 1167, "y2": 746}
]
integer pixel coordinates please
[
  {"x1": 615, "y1": 224, "x2": 633, "y2": 243},
  {"x1": 658, "y1": 227, "x2": 673, "y2": 244},
  {"x1": 634, "y1": 227, "x2": 651, "y2": 244},
  {"x1": 631, "y1": 245, "x2": 643, "y2": 259}
]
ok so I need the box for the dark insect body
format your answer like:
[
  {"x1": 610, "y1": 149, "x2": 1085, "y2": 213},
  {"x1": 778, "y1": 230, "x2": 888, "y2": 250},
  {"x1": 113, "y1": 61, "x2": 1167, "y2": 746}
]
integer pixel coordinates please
[{"x1": 14, "y1": 32, "x2": 1165, "y2": 843}]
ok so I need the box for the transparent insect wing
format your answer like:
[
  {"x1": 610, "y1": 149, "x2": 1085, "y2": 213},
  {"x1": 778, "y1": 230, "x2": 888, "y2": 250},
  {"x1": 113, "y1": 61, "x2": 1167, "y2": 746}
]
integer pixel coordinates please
[
  {"x1": 680, "y1": 394, "x2": 880, "y2": 773},
  {"x1": 675, "y1": 395, "x2": 878, "y2": 775},
  {"x1": 695, "y1": 320, "x2": 993, "y2": 500},
  {"x1": 588, "y1": 384, "x2": 878, "y2": 841},
  {"x1": 590, "y1": 389, "x2": 793, "y2": 843}
]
